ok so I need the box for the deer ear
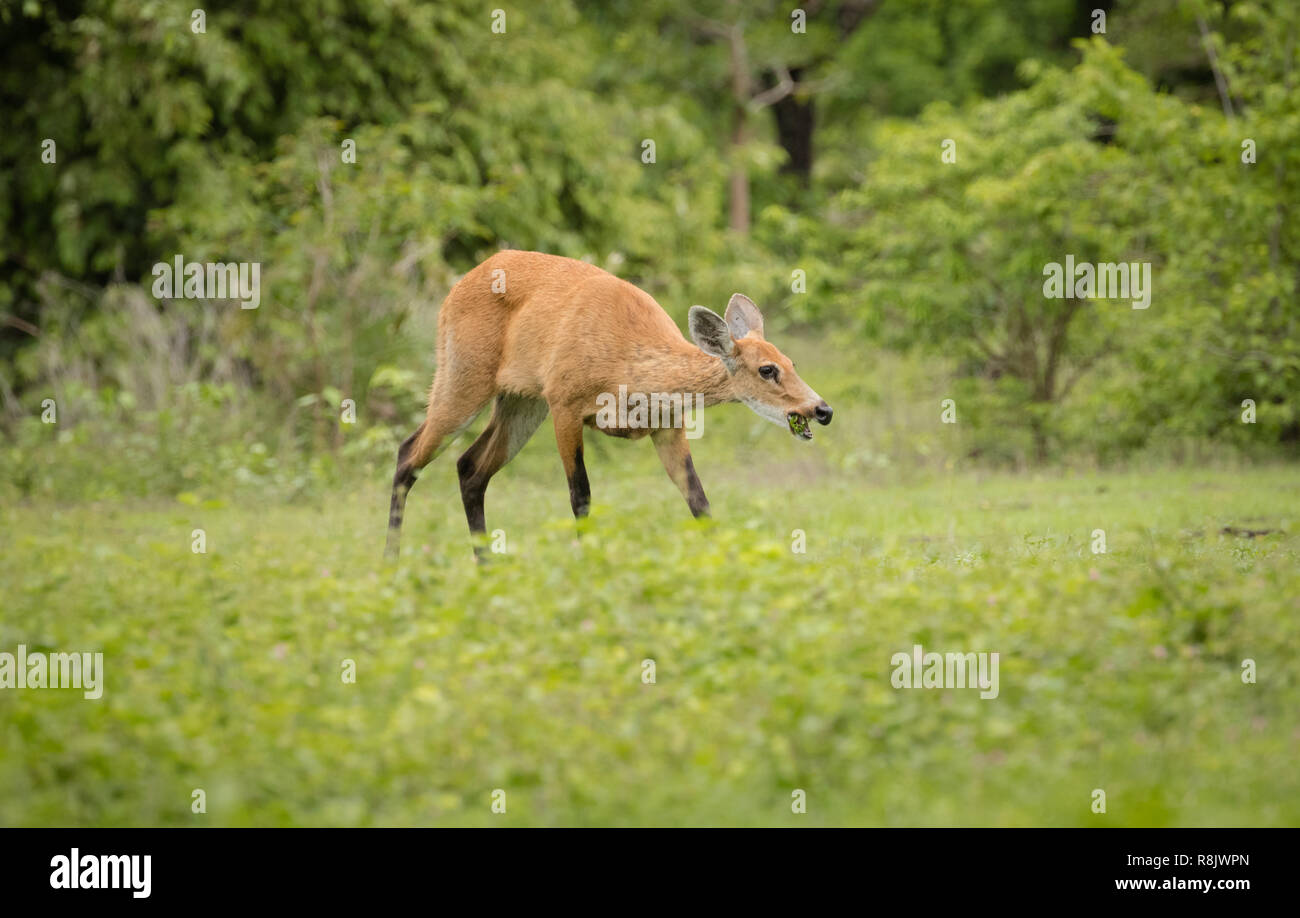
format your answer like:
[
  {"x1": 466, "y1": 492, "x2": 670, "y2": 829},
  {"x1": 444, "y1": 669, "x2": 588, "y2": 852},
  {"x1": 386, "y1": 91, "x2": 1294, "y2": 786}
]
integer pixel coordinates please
[
  {"x1": 724, "y1": 293, "x2": 764, "y2": 339},
  {"x1": 689, "y1": 306, "x2": 735, "y2": 358}
]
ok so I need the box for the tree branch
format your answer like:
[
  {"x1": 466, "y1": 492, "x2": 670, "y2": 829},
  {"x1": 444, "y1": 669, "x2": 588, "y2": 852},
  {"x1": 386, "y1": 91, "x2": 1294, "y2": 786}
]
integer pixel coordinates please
[
  {"x1": 750, "y1": 66, "x2": 795, "y2": 109},
  {"x1": 1196, "y1": 13, "x2": 1236, "y2": 121},
  {"x1": 1, "y1": 313, "x2": 40, "y2": 337},
  {"x1": 1058, "y1": 336, "x2": 1114, "y2": 402}
]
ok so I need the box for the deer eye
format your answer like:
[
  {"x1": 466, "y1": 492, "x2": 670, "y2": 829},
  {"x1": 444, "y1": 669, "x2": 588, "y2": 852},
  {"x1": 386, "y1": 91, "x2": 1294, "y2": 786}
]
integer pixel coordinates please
[{"x1": 758, "y1": 364, "x2": 779, "y2": 381}]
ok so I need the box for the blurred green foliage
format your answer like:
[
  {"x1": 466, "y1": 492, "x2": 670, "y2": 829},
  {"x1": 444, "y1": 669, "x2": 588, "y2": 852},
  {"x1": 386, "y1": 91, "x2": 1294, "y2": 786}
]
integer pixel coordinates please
[
  {"x1": 2, "y1": 459, "x2": 1296, "y2": 826},
  {"x1": 0, "y1": 0, "x2": 1297, "y2": 475},
  {"x1": 2, "y1": 2, "x2": 1298, "y2": 826}
]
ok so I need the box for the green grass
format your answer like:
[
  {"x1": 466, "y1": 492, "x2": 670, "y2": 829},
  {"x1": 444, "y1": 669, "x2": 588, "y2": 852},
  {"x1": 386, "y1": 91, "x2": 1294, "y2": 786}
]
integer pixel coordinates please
[{"x1": 1, "y1": 408, "x2": 1298, "y2": 825}]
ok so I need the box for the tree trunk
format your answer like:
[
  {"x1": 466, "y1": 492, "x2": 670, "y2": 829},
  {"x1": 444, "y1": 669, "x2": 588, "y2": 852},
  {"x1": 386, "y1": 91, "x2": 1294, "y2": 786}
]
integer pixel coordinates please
[
  {"x1": 729, "y1": 110, "x2": 751, "y2": 232},
  {"x1": 727, "y1": 25, "x2": 751, "y2": 234},
  {"x1": 1030, "y1": 412, "x2": 1050, "y2": 464},
  {"x1": 769, "y1": 67, "x2": 814, "y2": 183}
]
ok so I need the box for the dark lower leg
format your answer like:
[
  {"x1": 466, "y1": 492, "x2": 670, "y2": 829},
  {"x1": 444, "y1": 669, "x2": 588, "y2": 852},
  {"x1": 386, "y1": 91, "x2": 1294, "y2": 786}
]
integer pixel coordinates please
[
  {"x1": 568, "y1": 445, "x2": 591, "y2": 518},
  {"x1": 457, "y1": 453, "x2": 489, "y2": 536},
  {"x1": 385, "y1": 425, "x2": 423, "y2": 558},
  {"x1": 681, "y1": 455, "x2": 710, "y2": 518},
  {"x1": 652, "y1": 428, "x2": 710, "y2": 518},
  {"x1": 457, "y1": 425, "x2": 511, "y2": 561}
]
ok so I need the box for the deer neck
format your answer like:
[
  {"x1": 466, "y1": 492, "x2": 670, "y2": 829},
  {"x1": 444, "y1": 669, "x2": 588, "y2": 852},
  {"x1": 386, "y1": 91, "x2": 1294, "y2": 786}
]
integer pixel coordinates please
[{"x1": 651, "y1": 342, "x2": 734, "y2": 407}]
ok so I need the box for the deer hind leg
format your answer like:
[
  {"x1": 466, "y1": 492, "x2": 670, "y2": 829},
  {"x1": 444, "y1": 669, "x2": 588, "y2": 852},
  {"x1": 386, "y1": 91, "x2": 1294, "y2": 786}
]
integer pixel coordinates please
[
  {"x1": 456, "y1": 394, "x2": 549, "y2": 557},
  {"x1": 384, "y1": 369, "x2": 496, "y2": 559},
  {"x1": 551, "y1": 405, "x2": 591, "y2": 520},
  {"x1": 651, "y1": 427, "x2": 710, "y2": 518}
]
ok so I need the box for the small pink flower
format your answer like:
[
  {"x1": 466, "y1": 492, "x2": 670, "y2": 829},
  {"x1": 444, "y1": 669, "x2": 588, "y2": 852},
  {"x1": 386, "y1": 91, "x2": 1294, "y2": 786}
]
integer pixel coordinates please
[
  {"x1": 273, "y1": 642, "x2": 288, "y2": 660},
  {"x1": 1152, "y1": 645, "x2": 1167, "y2": 659},
  {"x1": 1089, "y1": 568, "x2": 1100, "y2": 580}
]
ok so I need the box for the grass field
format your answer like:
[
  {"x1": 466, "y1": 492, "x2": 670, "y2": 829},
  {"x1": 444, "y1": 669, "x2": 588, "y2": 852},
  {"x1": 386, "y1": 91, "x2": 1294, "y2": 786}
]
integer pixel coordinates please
[{"x1": 2, "y1": 393, "x2": 1298, "y2": 826}]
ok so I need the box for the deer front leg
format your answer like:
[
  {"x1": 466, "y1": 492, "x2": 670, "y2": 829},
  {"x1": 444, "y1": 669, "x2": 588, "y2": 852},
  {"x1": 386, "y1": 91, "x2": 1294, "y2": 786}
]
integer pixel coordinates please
[
  {"x1": 552, "y1": 408, "x2": 591, "y2": 519},
  {"x1": 651, "y1": 427, "x2": 710, "y2": 518}
]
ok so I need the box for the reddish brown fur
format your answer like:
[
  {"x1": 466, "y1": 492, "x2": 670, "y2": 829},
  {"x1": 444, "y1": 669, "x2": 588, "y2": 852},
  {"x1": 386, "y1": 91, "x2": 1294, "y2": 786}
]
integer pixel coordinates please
[{"x1": 385, "y1": 250, "x2": 829, "y2": 558}]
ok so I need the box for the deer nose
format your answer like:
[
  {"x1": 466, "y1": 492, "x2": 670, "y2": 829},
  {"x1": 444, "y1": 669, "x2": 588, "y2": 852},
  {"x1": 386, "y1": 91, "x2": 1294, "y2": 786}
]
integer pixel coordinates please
[{"x1": 814, "y1": 402, "x2": 833, "y2": 425}]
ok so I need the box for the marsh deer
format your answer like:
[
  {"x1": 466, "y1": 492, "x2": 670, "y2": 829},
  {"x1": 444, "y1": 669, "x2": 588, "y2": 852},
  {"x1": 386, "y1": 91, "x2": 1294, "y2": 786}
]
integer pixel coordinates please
[{"x1": 385, "y1": 250, "x2": 832, "y2": 558}]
